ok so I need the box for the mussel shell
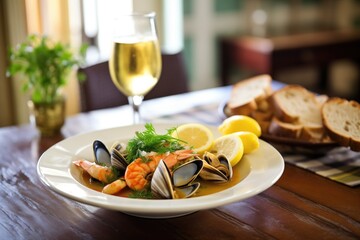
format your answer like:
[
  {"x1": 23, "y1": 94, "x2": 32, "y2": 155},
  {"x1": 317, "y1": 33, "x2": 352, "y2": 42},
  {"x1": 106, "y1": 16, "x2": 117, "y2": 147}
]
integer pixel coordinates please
[
  {"x1": 93, "y1": 140, "x2": 111, "y2": 167},
  {"x1": 174, "y1": 182, "x2": 200, "y2": 198},
  {"x1": 199, "y1": 161, "x2": 229, "y2": 183},
  {"x1": 198, "y1": 152, "x2": 233, "y2": 183},
  {"x1": 199, "y1": 157, "x2": 232, "y2": 183},
  {"x1": 151, "y1": 160, "x2": 174, "y2": 199},
  {"x1": 202, "y1": 152, "x2": 220, "y2": 167},
  {"x1": 172, "y1": 159, "x2": 204, "y2": 187},
  {"x1": 218, "y1": 154, "x2": 233, "y2": 179}
]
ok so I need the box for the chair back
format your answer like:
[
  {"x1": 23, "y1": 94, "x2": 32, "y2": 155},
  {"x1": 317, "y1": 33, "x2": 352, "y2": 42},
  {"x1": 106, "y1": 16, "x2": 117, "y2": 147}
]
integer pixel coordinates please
[{"x1": 79, "y1": 52, "x2": 189, "y2": 112}]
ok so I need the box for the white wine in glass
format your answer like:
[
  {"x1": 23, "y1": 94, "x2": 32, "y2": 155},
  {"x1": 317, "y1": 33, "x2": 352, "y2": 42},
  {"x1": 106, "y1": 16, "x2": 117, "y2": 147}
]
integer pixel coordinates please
[{"x1": 109, "y1": 12, "x2": 162, "y2": 124}]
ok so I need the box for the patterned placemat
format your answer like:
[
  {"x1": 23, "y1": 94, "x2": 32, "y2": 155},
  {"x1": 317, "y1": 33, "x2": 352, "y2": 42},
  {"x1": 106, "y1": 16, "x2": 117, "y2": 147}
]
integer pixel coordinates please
[{"x1": 283, "y1": 148, "x2": 360, "y2": 187}]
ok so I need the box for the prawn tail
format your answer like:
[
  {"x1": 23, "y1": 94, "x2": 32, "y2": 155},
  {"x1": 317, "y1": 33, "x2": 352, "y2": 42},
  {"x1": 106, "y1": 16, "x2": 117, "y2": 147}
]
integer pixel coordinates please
[
  {"x1": 73, "y1": 159, "x2": 92, "y2": 171},
  {"x1": 74, "y1": 159, "x2": 118, "y2": 184},
  {"x1": 102, "y1": 179, "x2": 127, "y2": 195}
]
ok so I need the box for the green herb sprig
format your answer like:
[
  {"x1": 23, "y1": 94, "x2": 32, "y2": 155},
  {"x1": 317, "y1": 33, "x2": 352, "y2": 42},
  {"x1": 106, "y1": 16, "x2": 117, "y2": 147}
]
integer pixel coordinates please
[
  {"x1": 126, "y1": 123, "x2": 185, "y2": 163},
  {"x1": 128, "y1": 189, "x2": 153, "y2": 199}
]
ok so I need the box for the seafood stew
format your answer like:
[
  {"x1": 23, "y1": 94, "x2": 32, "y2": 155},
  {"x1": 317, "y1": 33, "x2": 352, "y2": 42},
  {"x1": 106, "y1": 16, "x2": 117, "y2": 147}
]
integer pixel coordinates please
[
  {"x1": 72, "y1": 123, "x2": 250, "y2": 199},
  {"x1": 71, "y1": 153, "x2": 249, "y2": 198}
]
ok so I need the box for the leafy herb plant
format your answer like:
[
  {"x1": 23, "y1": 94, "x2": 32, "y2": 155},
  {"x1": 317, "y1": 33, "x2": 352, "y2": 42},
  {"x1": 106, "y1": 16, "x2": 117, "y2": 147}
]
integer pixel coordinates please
[{"x1": 7, "y1": 34, "x2": 87, "y2": 104}]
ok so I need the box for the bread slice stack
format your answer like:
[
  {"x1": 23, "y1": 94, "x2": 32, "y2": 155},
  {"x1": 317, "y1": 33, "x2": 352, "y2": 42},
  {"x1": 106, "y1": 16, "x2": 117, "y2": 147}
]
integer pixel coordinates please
[{"x1": 226, "y1": 75, "x2": 360, "y2": 151}]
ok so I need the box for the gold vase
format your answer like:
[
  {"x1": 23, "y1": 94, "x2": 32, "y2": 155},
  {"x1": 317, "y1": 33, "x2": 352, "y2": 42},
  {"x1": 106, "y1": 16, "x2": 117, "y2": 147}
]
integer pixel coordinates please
[{"x1": 28, "y1": 97, "x2": 66, "y2": 136}]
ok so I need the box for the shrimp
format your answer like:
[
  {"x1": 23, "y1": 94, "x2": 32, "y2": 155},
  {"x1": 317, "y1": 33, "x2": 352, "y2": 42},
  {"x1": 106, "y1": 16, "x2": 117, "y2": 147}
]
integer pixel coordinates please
[
  {"x1": 124, "y1": 149, "x2": 197, "y2": 190},
  {"x1": 102, "y1": 178, "x2": 127, "y2": 195},
  {"x1": 73, "y1": 159, "x2": 118, "y2": 184}
]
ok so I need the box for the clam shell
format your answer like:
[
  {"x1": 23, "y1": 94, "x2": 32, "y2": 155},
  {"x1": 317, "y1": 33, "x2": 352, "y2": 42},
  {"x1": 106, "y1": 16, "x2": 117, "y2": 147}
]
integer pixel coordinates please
[
  {"x1": 110, "y1": 149, "x2": 128, "y2": 171},
  {"x1": 110, "y1": 141, "x2": 127, "y2": 156},
  {"x1": 151, "y1": 159, "x2": 204, "y2": 199},
  {"x1": 151, "y1": 160, "x2": 174, "y2": 199},
  {"x1": 110, "y1": 141, "x2": 128, "y2": 171}
]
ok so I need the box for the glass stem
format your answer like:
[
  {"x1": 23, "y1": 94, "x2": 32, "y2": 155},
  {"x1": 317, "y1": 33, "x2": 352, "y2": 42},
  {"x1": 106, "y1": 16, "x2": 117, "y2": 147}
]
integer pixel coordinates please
[{"x1": 128, "y1": 95, "x2": 144, "y2": 124}]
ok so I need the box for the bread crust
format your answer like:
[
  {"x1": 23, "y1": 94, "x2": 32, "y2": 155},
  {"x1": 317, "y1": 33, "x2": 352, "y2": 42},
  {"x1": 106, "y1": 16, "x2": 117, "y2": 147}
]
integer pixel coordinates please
[
  {"x1": 229, "y1": 101, "x2": 257, "y2": 116},
  {"x1": 299, "y1": 126, "x2": 325, "y2": 142},
  {"x1": 322, "y1": 97, "x2": 360, "y2": 151},
  {"x1": 250, "y1": 109, "x2": 273, "y2": 122},
  {"x1": 268, "y1": 117, "x2": 302, "y2": 139},
  {"x1": 270, "y1": 85, "x2": 322, "y2": 125}
]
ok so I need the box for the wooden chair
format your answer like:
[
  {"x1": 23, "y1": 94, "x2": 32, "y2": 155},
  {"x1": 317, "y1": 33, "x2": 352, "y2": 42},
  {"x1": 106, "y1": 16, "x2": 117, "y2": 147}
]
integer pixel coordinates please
[{"x1": 78, "y1": 52, "x2": 189, "y2": 112}]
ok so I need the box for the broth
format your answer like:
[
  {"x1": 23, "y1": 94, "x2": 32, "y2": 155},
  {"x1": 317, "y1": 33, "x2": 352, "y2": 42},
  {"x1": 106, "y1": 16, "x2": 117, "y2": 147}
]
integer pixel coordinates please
[{"x1": 71, "y1": 157, "x2": 250, "y2": 199}]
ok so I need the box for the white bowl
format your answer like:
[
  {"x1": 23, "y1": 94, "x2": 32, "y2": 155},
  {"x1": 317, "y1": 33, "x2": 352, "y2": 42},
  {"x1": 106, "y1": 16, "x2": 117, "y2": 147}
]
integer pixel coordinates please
[{"x1": 37, "y1": 123, "x2": 284, "y2": 218}]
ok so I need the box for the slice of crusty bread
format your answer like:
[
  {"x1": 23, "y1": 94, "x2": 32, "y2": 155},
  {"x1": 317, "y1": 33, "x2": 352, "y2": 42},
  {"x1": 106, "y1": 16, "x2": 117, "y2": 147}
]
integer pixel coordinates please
[
  {"x1": 270, "y1": 85, "x2": 323, "y2": 128},
  {"x1": 228, "y1": 74, "x2": 272, "y2": 115},
  {"x1": 299, "y1": 126, "x2": 326, "y2": 142},
  {"x1": 268, "y1": 117, "x2": 303, "y2": 139},
  {"x1": 322, "y1": 97, "x2": 360, "y2": 151},
  {"x1": 267, "y1": 117, "x2": 326, "y2": 142}
]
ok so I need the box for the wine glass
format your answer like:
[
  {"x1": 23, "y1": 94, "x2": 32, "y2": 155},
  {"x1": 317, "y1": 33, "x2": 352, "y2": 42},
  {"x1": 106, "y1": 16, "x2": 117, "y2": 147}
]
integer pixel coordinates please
[{"x1": 109, "y1": 12, "x2": 162, "y2": 124}]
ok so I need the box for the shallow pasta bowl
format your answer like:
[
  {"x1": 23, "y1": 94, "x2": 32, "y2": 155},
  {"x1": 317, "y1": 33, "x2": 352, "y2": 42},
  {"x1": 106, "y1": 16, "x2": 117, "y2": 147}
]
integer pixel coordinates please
[{"x1": 37, "y1": 123, "x2": 284, "y2": 219}]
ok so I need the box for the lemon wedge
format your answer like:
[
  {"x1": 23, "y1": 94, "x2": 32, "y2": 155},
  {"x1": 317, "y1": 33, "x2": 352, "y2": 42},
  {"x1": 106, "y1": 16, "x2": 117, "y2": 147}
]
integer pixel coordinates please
[
  {"x1": 233, "y1": 131, "x2": 259, "y2": 154},
  {"x1": 172, "y1": 123, "x2": 214, "y2": 154},
  {"x1": 218, "y1": 115, "x2": 261, "y2": 137},
  {"x1": 211, "y1": 134, "x2": 244, "y2": 167}
]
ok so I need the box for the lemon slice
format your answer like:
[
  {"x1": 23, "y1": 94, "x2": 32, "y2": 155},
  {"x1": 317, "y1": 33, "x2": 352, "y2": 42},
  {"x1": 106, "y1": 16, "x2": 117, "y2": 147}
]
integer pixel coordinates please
[
  {"x1": 218, "y1": 115, "x2": 261, "y2": 137},
  {"x1": 211, "y1": 134, "x2": 244, "y2": 167},
  {"x1": 233, "y1": 131, "x2": 259, "y2": 154},
  {"x1": 172, "y1": 123, "x2": 214, "y2": 154}
]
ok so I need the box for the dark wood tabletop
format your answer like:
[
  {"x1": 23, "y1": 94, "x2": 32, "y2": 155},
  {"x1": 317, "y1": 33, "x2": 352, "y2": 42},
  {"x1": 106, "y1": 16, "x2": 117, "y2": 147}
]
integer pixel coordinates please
[{"x1": 1, "y1": 86, "x2": 359, "y2": 240}]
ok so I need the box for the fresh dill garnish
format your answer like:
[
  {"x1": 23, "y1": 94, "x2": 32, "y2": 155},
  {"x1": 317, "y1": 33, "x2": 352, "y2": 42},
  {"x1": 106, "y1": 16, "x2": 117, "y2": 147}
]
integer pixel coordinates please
[
  {"x1": 106, "y1": 166, "x2": 121, "y2": 183},
  {"x1": 128, "y1": 189, "x2": 153, "y2": 199},
  {"x1": 139, "y1": 155, "x2": 151, "y2": 163},
  {"x1": 125, "y1": 123, "x2": 186, "y2": 163}
]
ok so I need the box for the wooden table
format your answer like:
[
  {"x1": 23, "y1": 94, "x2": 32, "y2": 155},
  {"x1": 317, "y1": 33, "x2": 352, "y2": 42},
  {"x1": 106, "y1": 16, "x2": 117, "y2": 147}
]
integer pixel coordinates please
[
  {"x1": 220, "y1": 29, "x2": 360, "y2": 99},
  {"x1": 1, "y1": 85, "x2": 359, "y2": 239}
]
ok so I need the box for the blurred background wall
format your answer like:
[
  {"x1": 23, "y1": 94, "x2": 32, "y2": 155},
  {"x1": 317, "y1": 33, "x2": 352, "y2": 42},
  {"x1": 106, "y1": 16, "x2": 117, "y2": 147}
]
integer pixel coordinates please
[
  {"x1": 181, "y1": 0, "x2": 360, "y2": 93},
  {"x1": 1, "y1": 0, "x2": 360, "y2": 127}
]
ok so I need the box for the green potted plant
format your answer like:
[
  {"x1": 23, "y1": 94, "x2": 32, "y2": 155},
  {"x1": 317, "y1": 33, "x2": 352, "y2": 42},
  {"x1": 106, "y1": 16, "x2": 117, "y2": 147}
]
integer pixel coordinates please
[{"x1": 7, "y1": 34, "x2": 87, "y2": 136}]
